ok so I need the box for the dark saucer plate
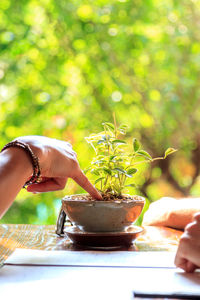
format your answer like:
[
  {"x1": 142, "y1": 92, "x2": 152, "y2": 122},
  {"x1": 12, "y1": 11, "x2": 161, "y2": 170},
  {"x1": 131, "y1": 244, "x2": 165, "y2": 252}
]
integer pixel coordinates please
[{"x1": 64, "y1": 226, "x2": 143, "y2": 249}]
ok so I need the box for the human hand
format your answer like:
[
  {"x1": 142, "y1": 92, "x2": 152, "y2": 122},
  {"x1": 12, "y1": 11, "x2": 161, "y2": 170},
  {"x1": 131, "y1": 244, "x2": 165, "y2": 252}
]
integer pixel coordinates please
[
  {"x1": 174, "y1": 212, "x2": 200, "y2": 272},
  {"x1": 16, "y1": 136, "x2": 102, "y2": 200},
  {"x1": 142, "y1": 197, "x2": 200, "y2": 229}
]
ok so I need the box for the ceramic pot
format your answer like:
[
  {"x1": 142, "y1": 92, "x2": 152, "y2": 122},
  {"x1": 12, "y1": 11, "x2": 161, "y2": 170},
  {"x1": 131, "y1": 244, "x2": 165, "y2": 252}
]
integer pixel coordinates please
[{"x1": 62, "y1": 194, "x2": 145, "y2": 232}]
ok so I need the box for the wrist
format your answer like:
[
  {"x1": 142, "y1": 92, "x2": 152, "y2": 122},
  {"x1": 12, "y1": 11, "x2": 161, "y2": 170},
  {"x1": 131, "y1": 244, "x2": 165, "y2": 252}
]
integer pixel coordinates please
[
  {"x1": 0, "y1": 147, "x2": 33, "y2": 183},
  {"x1": 1, "y1": 140, "x2": 42, "y2": 187},
  {"x1": 15, "y1": 137, "x2": 46, "y2": 174}
]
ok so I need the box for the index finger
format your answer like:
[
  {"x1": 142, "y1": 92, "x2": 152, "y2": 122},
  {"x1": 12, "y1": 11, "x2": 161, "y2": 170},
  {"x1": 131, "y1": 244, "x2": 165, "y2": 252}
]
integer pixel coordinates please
[{"x1": 72, "y1": 170, "x2": 102, "y2": 200}]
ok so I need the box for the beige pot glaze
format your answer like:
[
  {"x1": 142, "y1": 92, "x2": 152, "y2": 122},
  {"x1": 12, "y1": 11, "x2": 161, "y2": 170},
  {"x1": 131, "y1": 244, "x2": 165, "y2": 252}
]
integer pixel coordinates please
[{"x1": 62, "y1": 194, "x2": 145, "y2": 232}]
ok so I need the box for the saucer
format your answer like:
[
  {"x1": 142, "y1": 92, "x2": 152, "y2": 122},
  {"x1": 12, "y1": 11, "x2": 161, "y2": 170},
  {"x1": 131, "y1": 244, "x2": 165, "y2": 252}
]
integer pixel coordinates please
[{"x1": 64, "y1": 226, "x2": 143, "y2": 249}]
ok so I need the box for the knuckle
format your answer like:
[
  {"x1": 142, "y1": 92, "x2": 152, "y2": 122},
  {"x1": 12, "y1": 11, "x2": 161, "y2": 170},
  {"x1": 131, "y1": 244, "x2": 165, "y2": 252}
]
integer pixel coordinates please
[
  {"x1": 70, "y1": 164, "x2": 81, "y2": 178},
  {"x1": 178, "y1": 235, "x2": 191, "y2": 256},
  {"x1": 180, "y1": 234, "x2": 190, "y2": 244},
  {"x1": 185, "y1": 222, "x2": 195, "y2": 231},
  {"x1": 193, "y1": 212, "x2": 200, "y2": 222},
  {"x1": 71, "y1": 157, "x2": 79, "y2": 168},
  {"x1": 185, "y1": 221, "x2": 198, "y2": 234}
]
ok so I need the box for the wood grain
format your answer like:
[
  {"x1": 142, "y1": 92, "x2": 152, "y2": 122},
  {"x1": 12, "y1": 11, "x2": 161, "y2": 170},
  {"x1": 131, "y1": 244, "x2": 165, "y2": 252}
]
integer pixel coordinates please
[
  {"x1": 0, "y1": 224, "x2": 69, "y2": 265},
  {"x1": 0, "y1": 224, "x2": 182, "y2": 265}
]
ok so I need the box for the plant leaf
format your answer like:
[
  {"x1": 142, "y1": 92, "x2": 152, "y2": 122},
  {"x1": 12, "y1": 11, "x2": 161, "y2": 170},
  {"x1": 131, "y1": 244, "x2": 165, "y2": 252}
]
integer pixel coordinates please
[
  {"x1": 97, "y1": 155, "x2": 105, "y2": 159},
  {"x1": 109, "y1": 155, "x2": 117, "y2": 161},
  {"x1": 113, "y1": 167, "x2": 126, "y2": 174},
  {"x1": 113, "y1": 168, "x2": 132, "y2": 177},
  {"x1": 91, "y1": 169, "x2": 100, "y2": 176},
  {"x1": 127, "y1": 168, "x2": 138, "y2": 175},
  {"x1": 164, "y1": 148, "x2": 177, "y2": 158},
  {"x1": 83, "y1": 167, "x2": 91, "y2": 174},
  {"x1": 116, "y1": 157, "x2": 124, "y2": 162},
  {"x1": 137, "y1": 150, "x2": 152, "y2": 160},
  {"x1": 97, "y1": 139, "x2": 105, "y2": 145},
  {"x1": 102, "y1": 122, "x2": 115, "y2": 130},
  {"x1": 102, "y1": 134, "x2": 111, "y2": 140},
  {"x1": 93, "y1": 159, "x2": 106, "y2": 165},
  {"x1": 94, "y1": 177, "x2": 105, "y2": 184},
  {"x1": 124, "y1": 173, "x2": 133, "y2": 178},
  {"x1": 133, "y1": 138, "x2": 140, "y2": 152},
  {"x1": 103, "y1": 167, "x2": 112, "y2": 175},
  {"x1": 125, "y1": 183, "x2": 136, "y2": 187},
  {"x1": 118, "y1": 124, "x2": 128, "y2": 134},
  {"x1": 112, "y1": 139, "x2": 126, "y2": 144}
]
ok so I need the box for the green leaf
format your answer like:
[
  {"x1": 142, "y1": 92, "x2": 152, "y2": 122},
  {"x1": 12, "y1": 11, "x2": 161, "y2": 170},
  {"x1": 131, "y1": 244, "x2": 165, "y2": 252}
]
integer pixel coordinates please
[
  {"x1": 127, "y1": 168, "x2": 138, "y2": 175},
  {"x1": 133, "y1": 138, "x2": 140, "y2": 152},
  {"x1": 84, "y1": 167, "x2": 91, "y2": 174},
  {"x1": 102, "y1": 134, "x2": 111, "y2": 140},
  {"x1": 109, "y1": 155, "x2": 117, "y2": 161},
  {"x1": 94, "y1": 177, "x2": 105, "y2": 184},
  {"x1": 119, "y1": 124, "x2": 128, "y2": 129},
  {"x1": 113, "y1": 167, "x2": 126, "y2": 174},
  {"x1": 125, "y1": 184, "x2": 136, "y2": 188},
  {"x1": 95, "y1": 156, "x2": 105, "y2": 161},
  {"x1": 116, "y1": 158, "x2": 123, "y2": 162},
  {"x1": 112, "y1": 139, "x2": 126, "y2": 144},
  {"x1": 93, "y1": 159, "x2": 106, "y2": 165},
  {"x1": 97, "y1": 139, "x2": 105, "y2": 145},
  {"x1": 164, "y1": 148, "x2": 177, "y2": 159},
  {"x1": 94, "y1": 167, "x2": 104, "y2": 173},
  {"x1": 137, "y1": 150, "x2": 152, "y2": 160},
  {"x1": 118, "y1": 124, "x2": 128, "y2": 134},
  {"x1": 103, "y1": 167, "x2": 112, "y2": 175},
  {"x1": 91, "y1": 169, "x2": 100, "y2": 176},
  {"x1": 124, "y1": 173, "x2": 133, "y2": 178},
  {"x1": 102, "y1": 122, "x2": 115, "y2": 130}
]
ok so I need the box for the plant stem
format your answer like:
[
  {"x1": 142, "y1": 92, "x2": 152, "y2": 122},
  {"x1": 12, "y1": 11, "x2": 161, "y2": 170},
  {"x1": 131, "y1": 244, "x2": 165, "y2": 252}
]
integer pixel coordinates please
[
  {"x1": 126, "y1": 152, "x2": 135, "y2": 170},
  {"x1": 113, "y1": 112, "x2": 117, "y2": 138},
  {"x1": 103, "y1": 174, "x2": 109, "y2": 189},
  {"x1": 104, "y1": 125, "x2": 110, "y2": 157},
  {"x1": 133, "y1": 156, "x2": 164, "y2": 166}
]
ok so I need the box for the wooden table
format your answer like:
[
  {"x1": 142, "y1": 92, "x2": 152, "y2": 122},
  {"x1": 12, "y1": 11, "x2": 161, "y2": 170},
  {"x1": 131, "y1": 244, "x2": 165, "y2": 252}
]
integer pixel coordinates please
[
  {"x1": 0, "y1": 224, "x2": 184, "y2": 300},
  {"x1": 0, "y1": 224, "x2": 199, "y2": 300}
]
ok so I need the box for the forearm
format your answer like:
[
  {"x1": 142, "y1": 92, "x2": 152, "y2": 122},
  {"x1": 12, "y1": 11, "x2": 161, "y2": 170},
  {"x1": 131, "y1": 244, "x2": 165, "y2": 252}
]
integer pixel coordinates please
[
  {"x1": 0, "y1": 148, "x2": 32, "y2": 218},
  {"x1": 167, "y1": 198, "x2": 200, "y2": 229},
  {"x1": 143, "y1": 197, "x2": 200, "y2": 229}
]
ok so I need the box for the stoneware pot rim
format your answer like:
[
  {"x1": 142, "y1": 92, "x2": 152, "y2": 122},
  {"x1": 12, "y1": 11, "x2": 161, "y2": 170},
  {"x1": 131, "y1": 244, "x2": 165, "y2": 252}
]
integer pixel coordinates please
[{"x1": 62, "y1": 194, "x2": 145, "y2": 204}]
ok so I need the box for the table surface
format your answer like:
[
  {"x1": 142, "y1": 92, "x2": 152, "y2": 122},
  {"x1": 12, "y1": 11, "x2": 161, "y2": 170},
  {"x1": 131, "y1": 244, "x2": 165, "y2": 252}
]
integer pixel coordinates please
[
  {"x1": 0, "y1": 224, "x2": 183, "y2": 266},
  {"x1": 0, "y1": 224, "x2": 187, "y2": 300}
]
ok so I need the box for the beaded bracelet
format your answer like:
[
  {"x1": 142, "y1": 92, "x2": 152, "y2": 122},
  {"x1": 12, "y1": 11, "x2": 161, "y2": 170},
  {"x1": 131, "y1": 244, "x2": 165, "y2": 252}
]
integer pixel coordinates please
[{"x1": 1, "y1": 140, "x2": 41, "y2": 188}]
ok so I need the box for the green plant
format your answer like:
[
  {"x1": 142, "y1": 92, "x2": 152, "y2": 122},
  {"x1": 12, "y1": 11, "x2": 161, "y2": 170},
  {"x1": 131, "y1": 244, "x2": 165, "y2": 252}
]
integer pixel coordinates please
[{"x1": 85, "y1": 121, "x2": 177, "y2": 196}]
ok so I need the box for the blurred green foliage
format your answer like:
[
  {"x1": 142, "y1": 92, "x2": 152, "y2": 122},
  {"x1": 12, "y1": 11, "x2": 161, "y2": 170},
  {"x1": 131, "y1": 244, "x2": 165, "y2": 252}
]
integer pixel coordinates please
[{"x1": 1, "y1": 0, "x2": 200, "y2": 225}]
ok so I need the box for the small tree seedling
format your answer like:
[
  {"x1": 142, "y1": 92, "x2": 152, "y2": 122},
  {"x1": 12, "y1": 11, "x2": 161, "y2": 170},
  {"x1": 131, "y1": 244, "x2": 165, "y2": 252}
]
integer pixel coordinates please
[{"x1": 85, "y1": 121, "x2": 177, "y2": 198}]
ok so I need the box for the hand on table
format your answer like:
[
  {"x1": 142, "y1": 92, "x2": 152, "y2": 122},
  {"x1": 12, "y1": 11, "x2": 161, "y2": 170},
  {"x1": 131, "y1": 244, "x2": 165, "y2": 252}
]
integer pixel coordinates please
[
  {"x1": 175, "y1": 212, "x2": 200, "y2": 272},
  {"x1": 142, "y1": 197, "x2": 200, "y2": 230}
]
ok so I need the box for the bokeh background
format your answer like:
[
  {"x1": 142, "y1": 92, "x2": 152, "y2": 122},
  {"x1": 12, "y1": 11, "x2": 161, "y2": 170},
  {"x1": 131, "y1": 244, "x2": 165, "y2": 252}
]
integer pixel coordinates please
[{"x1": 1, "y1": 0, "x2": 200, "y2": 225}]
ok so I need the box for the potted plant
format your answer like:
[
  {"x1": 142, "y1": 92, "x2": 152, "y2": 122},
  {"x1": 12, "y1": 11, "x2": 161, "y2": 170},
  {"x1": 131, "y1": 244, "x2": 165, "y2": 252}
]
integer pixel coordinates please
[{"x1": 61, "y1": 120, "x2": 176, "y2": 233}]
